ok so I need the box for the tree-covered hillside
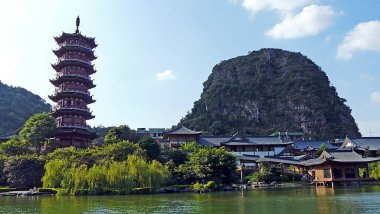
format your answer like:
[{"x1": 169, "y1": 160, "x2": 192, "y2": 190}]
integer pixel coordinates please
[
  {"x1": 0, "y1": 81, "x2": 51, "y2": 135},
  {"x1": 178, "y1": 49, "x2": 361, "y2": 140}
]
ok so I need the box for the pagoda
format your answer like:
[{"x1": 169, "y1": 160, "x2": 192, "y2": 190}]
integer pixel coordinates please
[{"x1": 49, "y1": 16, "x2": 97, "y2": 148}]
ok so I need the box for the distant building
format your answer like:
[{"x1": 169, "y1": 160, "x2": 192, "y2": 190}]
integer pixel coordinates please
[
  {"x1": 340, "y1": 137, "x2": 380, "y2": 157},
  {"x1": 280, "y1": 140, "x2": 338, "y2": 158},
  {"x1": 163, "y1": 126, "x2": 202, "y2": 148},
  {"x1": 199, "y1": 133, "x2": 291, "y2": 157},
  {"x1": 137, "y1": 128, "x2": 166, "y2": 139}
]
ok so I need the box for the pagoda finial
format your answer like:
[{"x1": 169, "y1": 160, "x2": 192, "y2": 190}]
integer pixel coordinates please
[{"x1": 75, "y1": 16, "x2": 80, "y2": 34}]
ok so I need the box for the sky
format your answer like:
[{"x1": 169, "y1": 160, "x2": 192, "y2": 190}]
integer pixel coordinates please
[{"x1": 0, "y1": 0, "x2": 380, "y2": 136}]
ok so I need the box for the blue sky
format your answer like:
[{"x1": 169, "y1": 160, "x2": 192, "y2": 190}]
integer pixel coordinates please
[{"x1": 0, "y1": 0, "x2": 380, "y2": 136}]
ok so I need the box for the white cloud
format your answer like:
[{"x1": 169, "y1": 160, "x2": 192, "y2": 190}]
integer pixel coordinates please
[
  {"x1": 336, "y1": 20, "x2": 380, "y2": 60},
  {"x1": 370, "y1": 91, "x2": 380, "y2": 104},
  {"x1": 156, "y1": 70, "x2": 176, "y2": 81},
  {"x1": 266, "y1": 5, "x2": 337, "y2": 39},
  {"x1": 241, "y1": 0, "x2": 311, "y2": 17}
]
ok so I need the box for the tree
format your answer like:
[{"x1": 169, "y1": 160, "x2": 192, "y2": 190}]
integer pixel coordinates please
[
  {"x1": 176, "y1": 146, "x2": 236, "y2": 184},
  {"x1": 87, "y1": 164, "x2": 107, "y2": 194},
  {"x1": 104, "y1": 125, "x2": 139, "y2": 145},
  {"x1": 101, "y1": 140, "x2": 140, "y2": 162},
  {"x1": 0, "y1": 157, "x2": 6, "y2": 186},
  {"x1": 3, "y1": 155, "x2": 45, "y2": 188},
  {"x1": 138, "y1": 137, "x2": 161, "y2": 161},
  {"x1": 0, "y1": 137, "x2": 29, "y2": 156},
  {"x1": 317, "y1": 143, "x2": 327, "y2": 155},
  {"x1": 181, "y1": 142, "x2": 201, "y2": 154},
  {"x1": 42, "y1": 159, "x2": 70, "y2": 188},
  {"x1": 19, "y1": 112, "x2": 55, "y2": 150}
]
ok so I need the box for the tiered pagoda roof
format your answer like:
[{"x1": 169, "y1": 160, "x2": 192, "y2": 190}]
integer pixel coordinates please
[
  {"x1": 50, "y1": 75, "x2": 95, "y2": 88},
  {"x1": 51, "y1": 60, "x2": 96, "y2": 74},
  {"x1": 49, "y1": 91, "x2": 95, "y2": 103},
  {"x1": 53, "y1": 45, "x2": 97, "y2": 60},
  {"x1": 54, "y1": 32, "x2": 97, "y2": 48}
]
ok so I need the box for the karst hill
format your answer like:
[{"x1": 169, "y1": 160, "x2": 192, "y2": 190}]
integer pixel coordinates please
[{"x1": 179, "y1": 48, "x2": 361, "y2": 139}]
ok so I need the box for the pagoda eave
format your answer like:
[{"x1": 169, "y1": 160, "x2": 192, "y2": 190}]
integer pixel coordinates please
[
  {"x1": 51, "y1": 61, "x2": 96, "y2": 74},
  {"x1": 55, "y1": 127, "x2": 97, "y2": 140},
  {"x1": 54, "y1": 33, "x2": 97, "y2": 49},
  {"x1": 53, "y1": 46, "x2": 97, "y2": 61},
  {"x1": 49, "y1": 92, "x2": 95, "y2": 104},
  {"x1": 52, "y1": 109, "x2": 95, "y2": 120},
  {"x1": 50, "y1": 76, "x2": 95, "y2": 88}
]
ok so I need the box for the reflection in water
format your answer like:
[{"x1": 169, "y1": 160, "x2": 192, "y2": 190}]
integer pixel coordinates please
[
  {"x1": 0, "y1": 187, "x2": 380, "y2": 214},
  {"x1": 315, "y1": 187, "x2": 335, "y2": 196}
]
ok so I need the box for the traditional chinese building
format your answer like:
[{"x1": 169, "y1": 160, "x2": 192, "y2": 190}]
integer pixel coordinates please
[
  {"x1": 340, "y1": 137, "x2": 380, "y2": 157},
  {"x1": 49, "y1": 16, "x2": 97, "y2": 148},
  {"x1": 304, "y1": 150, "x2": 380, "y2": 186},
  {"x1": 163, "y1": 126, "x2": 202, "y2": 148}
]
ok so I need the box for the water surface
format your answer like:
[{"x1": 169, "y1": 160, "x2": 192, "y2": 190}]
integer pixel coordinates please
[{"x1": 1, "y1": 186, "x2": 380, "y2": 213}]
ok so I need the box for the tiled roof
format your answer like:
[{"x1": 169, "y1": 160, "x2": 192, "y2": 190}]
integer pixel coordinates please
[
  {"x1": 293, "y1": 140, "x2": 338, "y2": 150},
  {"x1": 350, "y1": 137, "x2": 380, "y2": 151},
  {"x1": 199, "y1": 135, "x2": 290, "y2": 146},
  {"x1": 303, "y1": 150, "x2": 380, "y2": 166},
  {"x1": 165, "y1": 126, "x2": 202, "y2": 135},
  {"x1": 246, "y1": 137, "x2": 287, "y2": 145},
  {"x1": 198, "y1": 136, "x2": 230, "y2": 146}
]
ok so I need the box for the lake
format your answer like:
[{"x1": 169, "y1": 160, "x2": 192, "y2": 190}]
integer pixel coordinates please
[{"x1": 1, "y1": 186, "x2": 380, "y2": 213}]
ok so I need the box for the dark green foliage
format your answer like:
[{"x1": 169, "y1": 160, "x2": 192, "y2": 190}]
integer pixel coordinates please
[
  {"x1": 104, "y1": 125, "x2": 139, "y2": 145},
  {"x1": 138, "y1": 137, "x2": 161, "y2": 161},
  {"x1": 0, "y1": 138, "x2": 29, "y2": 156},
  {"x1": 176, "y1": 146, "x2": 236, "y2": 184},
  {"x1": 0, "y1": 81, "x2": 51, "y2": 135},
  {"x1": 3, "y1": 155, "x2": 45, "y2": 188},
  {"x1": 19, "y1": 112, "x2": 55, "y2": 148},
  {"x1": 178, "y1": 49, "x2": 360, "y2": 140},
  {"x1": 166, "y1": 149, "x2": 188, "y2": 167},
  {"x1": 0, "y1": 157, "x2": 6, "y2": 186},
  {"x1": 91, "y1": 125, "x2": 111, "y2": 145}
]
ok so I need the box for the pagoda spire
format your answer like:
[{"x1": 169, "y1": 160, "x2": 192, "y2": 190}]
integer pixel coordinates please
[{"x1": 75, "y1": 16, "x2": 80, "y2": 34}]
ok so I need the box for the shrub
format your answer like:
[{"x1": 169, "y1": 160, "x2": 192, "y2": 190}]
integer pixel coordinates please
[
  {"x1": 204, "y1": 181, "x2": 216, "y2": 190},
  {"x1": 37, "y1": 188, "x2": 58, "y2": 195},
  {"x1": 192, "y1": 182, "x2": 204, "y2": 190}
]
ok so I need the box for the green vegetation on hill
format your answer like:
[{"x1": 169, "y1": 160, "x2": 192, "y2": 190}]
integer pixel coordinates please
[
  {"x1": 178, "y1": 48, "x2": 361, "y2": 139},
  {"x1": 0, "y1": 81, "x2": 51, "y2": 135}
]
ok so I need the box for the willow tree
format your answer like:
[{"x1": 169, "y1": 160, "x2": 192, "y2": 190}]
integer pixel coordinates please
[
  {"x1": 87, "y1": 164, "x2": 107, "y2": 194},
  {"x1": 42, "y1": 159, "x2": 70, "y2": 188}
]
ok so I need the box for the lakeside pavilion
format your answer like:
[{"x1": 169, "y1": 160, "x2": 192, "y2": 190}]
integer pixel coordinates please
[{"x1": 303, "y1": 150, "x2": 380, "y2": 186}]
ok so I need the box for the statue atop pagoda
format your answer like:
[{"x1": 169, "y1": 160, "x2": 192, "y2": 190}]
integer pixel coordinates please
[{"x1": 49, "y1": 16, "x2": 97, "y2": 148}]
